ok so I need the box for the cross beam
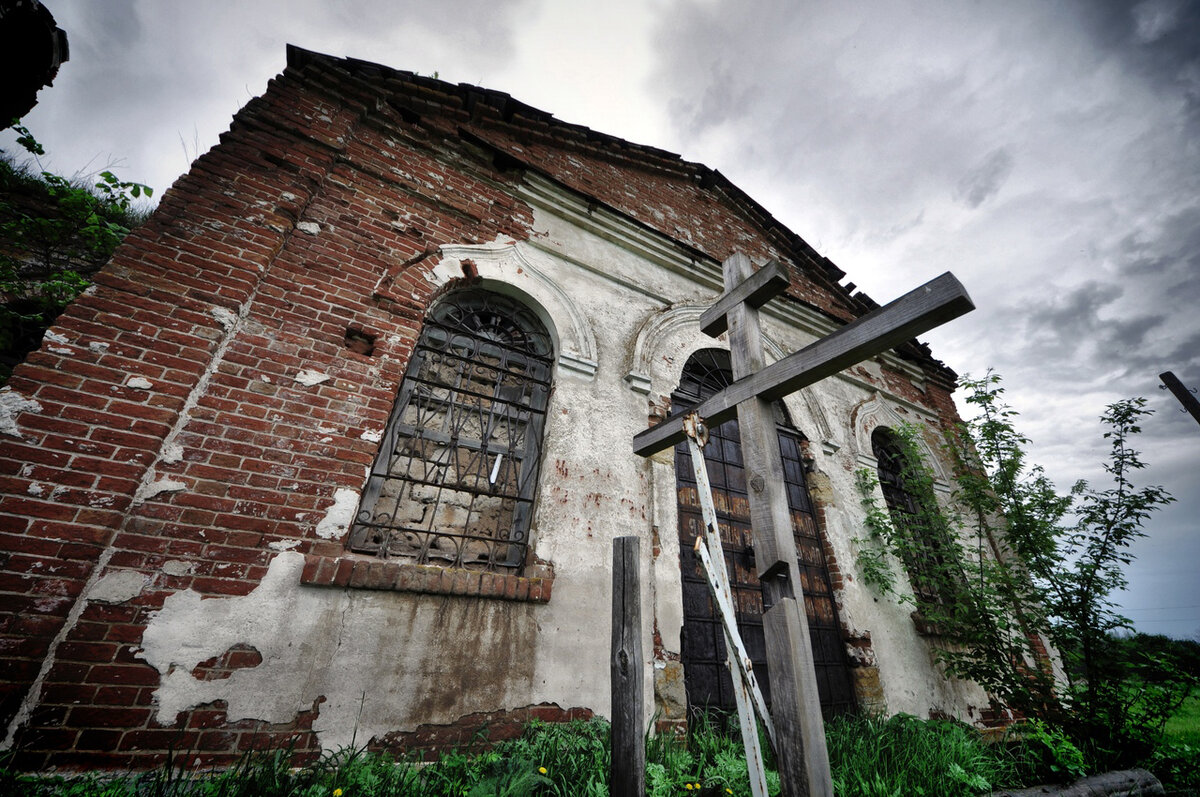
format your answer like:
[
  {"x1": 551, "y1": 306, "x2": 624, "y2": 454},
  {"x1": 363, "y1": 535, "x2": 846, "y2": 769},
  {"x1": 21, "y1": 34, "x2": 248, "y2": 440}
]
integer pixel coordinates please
[
  {"x1": 632, "y1": 268, "x2": 974, "y2": 457},
  {"x1": 634, "y1": 253, "x2": 974, "y2": 797}
]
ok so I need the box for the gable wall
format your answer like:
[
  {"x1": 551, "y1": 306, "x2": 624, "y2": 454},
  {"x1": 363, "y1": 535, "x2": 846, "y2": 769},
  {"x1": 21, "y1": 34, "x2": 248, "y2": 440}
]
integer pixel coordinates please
[{"x1": 0, "y1": 53, "x2": 981, "y2": 771}]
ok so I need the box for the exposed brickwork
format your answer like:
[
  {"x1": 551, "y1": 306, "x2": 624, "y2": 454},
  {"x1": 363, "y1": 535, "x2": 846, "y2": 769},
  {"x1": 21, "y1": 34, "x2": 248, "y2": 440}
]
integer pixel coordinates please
[
  {"x1": 299, "y1": 553, "x2": 553, "y2": 602},
  {"x1": 370, "y1": 703, "x2": 594, "y2": 760},
  {"x1": 0, "y1": 45, "x2": 972, "y2": 769}
]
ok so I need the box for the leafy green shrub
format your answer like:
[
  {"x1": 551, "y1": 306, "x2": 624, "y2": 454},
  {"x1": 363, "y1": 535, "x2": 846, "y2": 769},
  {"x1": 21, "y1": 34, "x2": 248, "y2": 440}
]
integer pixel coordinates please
[
  {"x1": 1147, "y1": 741, "x2": 1200, "y2": 793},
  {"x1": 1004, "y1": 719, "x2": 1085, "y2": 785},
  {"x1": 1, "y1": 123, "x2": 152, "y2": 384}
]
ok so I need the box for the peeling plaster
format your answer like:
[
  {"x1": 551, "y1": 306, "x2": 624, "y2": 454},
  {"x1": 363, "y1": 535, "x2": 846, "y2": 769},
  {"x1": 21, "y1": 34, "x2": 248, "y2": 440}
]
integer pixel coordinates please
[
  {"x1": 138, "y1": 553, "x2": 539, "y2": 752},
  {"x1": 43, "y1": 330, "x2": 69, "y2": 345},
  {"x1": 126, "y1": 376, "x2": 154, "y2": 390},
  {"x1": 359, "y1": 429, "x2": 382, "y2": 443},
  {"x1": 296, "y1": 221, "x2": 320, "y2": 235},
  {"x1": 133, "y1": 478, "x2": 187, "y2": 504},
  {"x1": 315, "y1": 488, "x2": 358, "y2": 539},
  {"x1": 267, "y1": 539, "x2": 301, "y2": 552},
  {"x1": 0, "y1": 388, "x2": 41, "y2": 438},
  {"x1": 162, "y1": 561, "x2": 192, "y2": 577},
  {"x1": 294, "y1": 369, "x2": 330, "y2": 387},
  {"x1": 210, "y1": 307, "x2": 238, "y2": 331},
  {"x1": 88, "y1": 570, "x2": 148, "y2": 604},
  {"x1": 161, "y1": 443, "x2": 184, "y2": 464},
  {"x1": 88, "y1": 341, "x2": 110, "y2": 354}
]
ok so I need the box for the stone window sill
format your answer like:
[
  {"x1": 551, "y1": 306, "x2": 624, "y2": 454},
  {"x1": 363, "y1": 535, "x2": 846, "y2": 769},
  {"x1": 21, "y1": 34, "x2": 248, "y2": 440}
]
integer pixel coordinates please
[{"x1": 299, "y1": 553, "x2": 553, "y2": 603}]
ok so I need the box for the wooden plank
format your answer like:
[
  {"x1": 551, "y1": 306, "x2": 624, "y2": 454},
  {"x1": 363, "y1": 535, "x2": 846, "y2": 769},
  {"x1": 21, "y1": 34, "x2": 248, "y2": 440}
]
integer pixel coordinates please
[
  {"x1": 610, "y1": 536, "x2": 645, "y2": 797},
  {"x1": 1160, "y1": 371, "x2": 1200, "y2": 426},
  {"x1": 763, "y1": 598, "x2": 833, "y2": 797},
  {"x1": 722, "y1": 251, "x2": 831, "y2": 797},
  {"x1": 632, "y1": 271, "x2": 974, "y2": 457},
  {"x1": 699, "y1": 258, "x2": 791, "y2": 337}
]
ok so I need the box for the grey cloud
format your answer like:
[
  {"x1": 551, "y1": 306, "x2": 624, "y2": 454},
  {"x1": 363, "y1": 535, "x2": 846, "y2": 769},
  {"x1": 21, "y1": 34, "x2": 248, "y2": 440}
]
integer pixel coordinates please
[
  {"x1": 955, "y1": 147, "x2": 1014, "y2": 208},
  {"x1": 1076, "y1": 0, "x2": 1200, "y2": 121}
]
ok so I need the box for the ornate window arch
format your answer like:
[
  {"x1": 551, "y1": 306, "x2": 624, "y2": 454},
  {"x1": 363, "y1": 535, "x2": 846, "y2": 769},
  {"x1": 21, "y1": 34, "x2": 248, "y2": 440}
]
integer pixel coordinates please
[
  {"x1": 870, "y1": 426, "x2": 963, "y2": 606},
  {"x1": 349, "y1": 288, "x2": 553, "y2": 570}
]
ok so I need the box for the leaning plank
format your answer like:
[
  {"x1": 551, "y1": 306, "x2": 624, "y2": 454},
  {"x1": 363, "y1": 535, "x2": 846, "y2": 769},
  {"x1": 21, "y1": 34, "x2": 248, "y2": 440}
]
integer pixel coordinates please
[{"x1": 632, "y1": 271, "x2": 974, "y2": 457}]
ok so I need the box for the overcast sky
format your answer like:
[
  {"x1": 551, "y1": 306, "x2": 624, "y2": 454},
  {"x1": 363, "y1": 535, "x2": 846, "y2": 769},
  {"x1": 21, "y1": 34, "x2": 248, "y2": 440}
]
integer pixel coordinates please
[{"x1": 4, "y1": 0, "x2": 1198, "y2": 639}]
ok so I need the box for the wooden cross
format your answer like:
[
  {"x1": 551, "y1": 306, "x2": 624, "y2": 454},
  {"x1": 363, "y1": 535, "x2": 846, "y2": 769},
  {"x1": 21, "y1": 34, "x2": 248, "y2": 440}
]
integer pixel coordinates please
[{"x1": 633, "y1": 252, "x2": 974, "y2": 797}]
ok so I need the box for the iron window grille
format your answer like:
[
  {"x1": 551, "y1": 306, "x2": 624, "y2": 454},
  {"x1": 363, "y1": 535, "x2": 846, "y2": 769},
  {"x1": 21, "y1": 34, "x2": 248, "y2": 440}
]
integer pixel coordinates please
[{"x1": 349, "y1": 289, "x2": 553, "y2": 571}]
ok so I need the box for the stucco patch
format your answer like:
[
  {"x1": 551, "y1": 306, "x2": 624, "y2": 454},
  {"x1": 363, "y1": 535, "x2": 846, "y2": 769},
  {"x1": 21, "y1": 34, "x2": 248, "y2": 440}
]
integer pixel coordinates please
[
  {"x1": 89, "y1": 570, "x2": 148, "y2": 604},
  {"x1": 161, "y1": 443, "x2": 184, "y2": 464},
  {"x1": 210, "y1": 307, "x2": 237, "y2": 331},
  {"x1": 134, "y1": 478, "x2": 187, "y2": 504},
  {"x1": 126, "y1": 376, "x2": 154, "y2": 390},
  {"x1": 315, "y1": 488, "x2": 358, "y2": 539},
  {"x1": 0, "y1": 388, "x2": 42, "y2": 438},
  {"x1": 294, "y1": 369, "x2": 330, "y2": 387},
  {"x1": 162, "y1": 560, "x2": 192, "y2": 577},
  {"x1": 137, "y1": 552, "x2": 539, "y2": 752}
]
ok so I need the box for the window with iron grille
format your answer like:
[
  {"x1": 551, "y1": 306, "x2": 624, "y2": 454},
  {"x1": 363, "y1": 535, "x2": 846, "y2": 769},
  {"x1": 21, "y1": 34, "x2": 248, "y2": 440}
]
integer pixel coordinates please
[
  {"x1": 674, "y1": 349, "x2": 855, "y2": 720},
  {"x1": 871, "y1": 427, "x2": 963, "y2": 606},
  {"x1": 349, "y1": 288, "x2": 553, "y2": 571}
]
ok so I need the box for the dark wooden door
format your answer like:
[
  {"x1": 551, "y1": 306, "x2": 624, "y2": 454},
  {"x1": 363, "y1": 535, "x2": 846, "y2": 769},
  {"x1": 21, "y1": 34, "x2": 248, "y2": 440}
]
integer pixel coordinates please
[{"x1": 673, "y1": 352, "x2": 855, "y2": 721}]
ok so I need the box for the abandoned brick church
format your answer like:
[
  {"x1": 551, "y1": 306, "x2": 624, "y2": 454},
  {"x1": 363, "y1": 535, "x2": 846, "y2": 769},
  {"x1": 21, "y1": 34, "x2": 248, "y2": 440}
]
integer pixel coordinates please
[{"x1": 0, "y1": 46, "x2": 1028, "y2": 769}]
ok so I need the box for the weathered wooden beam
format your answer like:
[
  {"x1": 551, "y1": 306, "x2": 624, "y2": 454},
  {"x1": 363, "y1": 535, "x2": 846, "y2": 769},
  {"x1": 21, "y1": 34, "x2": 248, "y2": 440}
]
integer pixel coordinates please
[
  {"x1": 721, "y1": 251, "x2": 831, "y2": 797},
  {"x1": 610, "y1": 536, "x2": 644, "y2": 797},
  {"x1": 1160, "y1": 371, "x2": 1200, "y2": 427},
  {"x1": 699, "y1": 258, "x2": 791, "y2": 337},
  {"x1": 632, "y1": 271, "x2": 974, "y2": 457}
]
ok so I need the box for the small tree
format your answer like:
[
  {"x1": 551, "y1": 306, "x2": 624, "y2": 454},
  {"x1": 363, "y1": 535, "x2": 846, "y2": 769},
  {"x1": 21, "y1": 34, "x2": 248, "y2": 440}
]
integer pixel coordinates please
[{"x1": 854, "y1": 372, "x2": 1189, "y2": 769}]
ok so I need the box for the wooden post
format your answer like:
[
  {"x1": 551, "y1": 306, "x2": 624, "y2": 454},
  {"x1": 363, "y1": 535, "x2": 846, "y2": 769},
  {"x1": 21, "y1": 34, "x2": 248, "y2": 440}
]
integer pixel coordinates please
[
  {"x1": 611, "y1": 536, "x2": 645, "y2": 797},
  {"x1": 723, "y1": 252, "x2": 831, "y2": 797}
]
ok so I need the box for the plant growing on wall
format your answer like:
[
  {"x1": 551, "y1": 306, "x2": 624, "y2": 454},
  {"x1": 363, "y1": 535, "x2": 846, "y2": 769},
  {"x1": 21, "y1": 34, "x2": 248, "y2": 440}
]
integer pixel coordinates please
[
  {"x1": 0, "y1": 122, "x2": 152, "y2": 383},
  {"x1": 854, "y1": 372, "x2": 1189, "y2": 768}
]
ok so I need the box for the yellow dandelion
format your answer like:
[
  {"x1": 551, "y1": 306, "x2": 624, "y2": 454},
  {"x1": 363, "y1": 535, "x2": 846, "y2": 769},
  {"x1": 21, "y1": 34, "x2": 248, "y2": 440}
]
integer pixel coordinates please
[
  {"x1": 539, "y1": 766, "x2": 548, "y2": 774},
  {"x1": 726, "y1": 790, "x2": 734, "y2": 795},
  {"x1": 333, "y1": 790, "x2": 343, "y2": 797},
  {"x1": 685, "y1": 785, "x2": 694, "y2": 791}
]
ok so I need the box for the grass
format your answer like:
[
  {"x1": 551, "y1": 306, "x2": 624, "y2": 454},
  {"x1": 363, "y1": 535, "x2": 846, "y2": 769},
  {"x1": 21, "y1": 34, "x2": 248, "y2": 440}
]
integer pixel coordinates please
[
  {"x1": 1164, "y1": 693, "x2": 1200, "y2": 748},
  {"x1": 0, "y1": 713, "x2": 1033, "y2": 797},
  {"x1": 826, "y1": 713, "x2": 1017, "y2": 797},
  {"x1": 5, "y1": 710, "x2": 1199, "y2": 795}
]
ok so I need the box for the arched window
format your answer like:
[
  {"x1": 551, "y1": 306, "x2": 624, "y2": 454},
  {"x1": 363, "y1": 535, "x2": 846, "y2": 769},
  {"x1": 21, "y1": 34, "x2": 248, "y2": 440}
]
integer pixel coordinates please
[
  {"x1": 349, "y1": 288, "x2": 553, "y2": 571},
  {"x1": 673, "y1": 349, "x2": 855, "y2": 720},
  {"x1": 871, "y1": 427, "x2": 962, "y2": 606}
]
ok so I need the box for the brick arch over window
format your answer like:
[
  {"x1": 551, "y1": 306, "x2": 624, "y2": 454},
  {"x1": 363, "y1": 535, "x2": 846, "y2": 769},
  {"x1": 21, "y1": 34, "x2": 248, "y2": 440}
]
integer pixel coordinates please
[
  {"x1": 672, "y1": 348, "x2": 855, "y2": 720},
  {"x1": 349, "y1": 287, "x2": 554, "y2": 571}
]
